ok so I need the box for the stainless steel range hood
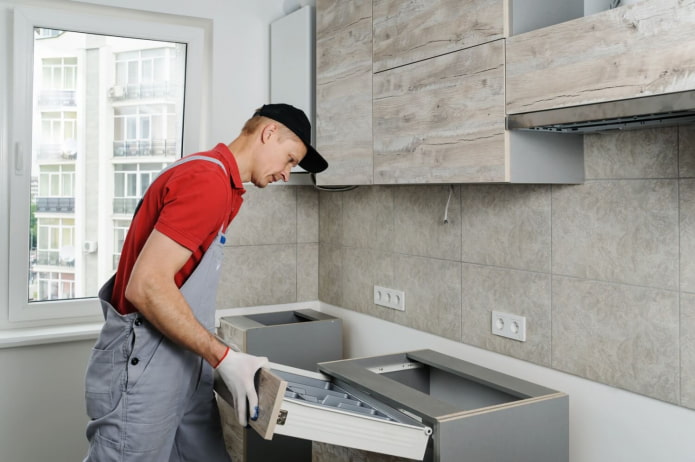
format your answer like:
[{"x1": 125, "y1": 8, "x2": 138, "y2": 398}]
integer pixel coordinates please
[{"x1": 506, "y1": 90, "x2": 695, "y2": 133}]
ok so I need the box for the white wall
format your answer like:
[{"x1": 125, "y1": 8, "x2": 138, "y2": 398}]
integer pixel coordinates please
[
  {"x1": 0, "y1": 340, "x2": 94, "y2": 461},
  {"x1": 319, "y1": 304, "x2": 695, "y2": 462}
]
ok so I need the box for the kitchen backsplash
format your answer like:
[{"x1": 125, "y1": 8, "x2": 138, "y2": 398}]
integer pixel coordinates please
[{"x1": 218, "y1": 125, "x2": 695, "y2": 411}]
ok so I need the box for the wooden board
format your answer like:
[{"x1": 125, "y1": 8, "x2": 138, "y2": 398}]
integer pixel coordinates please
[
  {"x1": 316, "y1": 0, "x2": 373, "y2": 186},
  {"x1": 373, "y1": 0, "x2": 504, "y2": 72},
  {"x1": 506, "y1": 0, "x2": 695, "y2": 114},
  {"x1": 373, "y1": 40, "x2": 506, "y2": 183},
  {"x1": 214, "y1": 367, "x2": 288, "y2": 440}
]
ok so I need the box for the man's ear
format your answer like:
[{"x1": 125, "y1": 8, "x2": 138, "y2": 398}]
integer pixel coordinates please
[{"x1": 260, "y1": 123, "x2": 277, "y2": 144}]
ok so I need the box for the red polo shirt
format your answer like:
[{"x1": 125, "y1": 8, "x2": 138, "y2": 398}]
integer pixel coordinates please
[{"x1": 111, "y1": 143, "x2": 246, "y2": 315}]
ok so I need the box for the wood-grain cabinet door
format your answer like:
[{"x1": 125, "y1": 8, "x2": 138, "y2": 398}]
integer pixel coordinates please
[
  {"x1": 316, "y1": 0, "x2": 373, "y2": 186},
  {"x1": 373, "y1": 0, "x2": 505, "y2": 72},
  {"x1": 373, "y1": 40, "x2": 506, "y2": 184},
  {"x1": 506, "y1": 0, "x2": 695, "y2": 114}
]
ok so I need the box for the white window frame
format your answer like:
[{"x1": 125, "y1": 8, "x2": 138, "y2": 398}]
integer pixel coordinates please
[{"x1": 6, "y1": 5, "x2": 206, "y2": 325}]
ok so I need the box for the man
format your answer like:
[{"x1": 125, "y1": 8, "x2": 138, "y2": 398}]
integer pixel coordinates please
[{"x1": 83, "y1": 104, "x2": 328, "y2": 461}]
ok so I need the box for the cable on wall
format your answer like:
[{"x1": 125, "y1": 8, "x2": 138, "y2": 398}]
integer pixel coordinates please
[
  {"x1": 443, "y1": 184, "x2": 454, "y2": 224},
  {"x1": 310, "y1": 173, "x2": 359, "y2": 192}
]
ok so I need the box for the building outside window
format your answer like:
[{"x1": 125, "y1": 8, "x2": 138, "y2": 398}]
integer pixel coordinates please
[
  {"x1": 28, "y1": 30, "x2": 186, "y2": 306},
  {"x1": 4, "y1": 6, "x2": 204, "y2": 324}
]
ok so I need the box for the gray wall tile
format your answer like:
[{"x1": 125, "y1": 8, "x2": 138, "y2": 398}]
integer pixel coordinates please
[
  {"x1": 217, "y1": 244, "x2": 296, "y2": 308},
  {"x1": 461, "y1": 264, "x2": 551, "y2": 366},
  {"x1": 318, "y1": 243, "x2": 343, "y2": 307},
  {"x1": 297, "y1": 186, "x2": 319, "y2": 243},
  {"x1": 681, "y1": 180, "x2": 695, "y2": 293},
  {"x1": 584, "y1": 128, "x2": 677, "y2": 179},
  {"x1": 681, "y1": 292, "x2": 695, "y2": 409},
  {"x1": 680, "y1": 125, "x2": 695, "y2": 178},
  {"x1": 552, "y1": 180, "x2": 678, "y2": 289},
  {"x1": 297, "y1": 243, "x2": 319, "y2": 301},
  {"x1": 319, "y1": 190, "x2": 343, "y2": 245},
  {"x1": 392, "y1": 255, "x2": 462, "y2": 341},
  {"x1": 461, "y1": 184, "x2": 551, "y2": 272},
  {"x1": 341, "y1": 186, "x2": 394, "y2": 251},
  {"x1": 226, "y1": 187, "x2": 296, "y2": 245},
  {"x1": 552, "y1": 276, "x2": 679, "y2": 404},
  {"x1": 393, "y1": 185, "x2": 461, "y2": 261}
]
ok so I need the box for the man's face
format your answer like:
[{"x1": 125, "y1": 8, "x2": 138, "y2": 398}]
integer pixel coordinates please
[{"x1": 251, "y1": 124, "x2": 307, "y2": 188}]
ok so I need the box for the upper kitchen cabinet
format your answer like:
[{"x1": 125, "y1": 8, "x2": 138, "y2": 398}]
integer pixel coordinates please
[
  {"x1": 372, "y1": 0, "x2": 504, "y2": 73},
  {"x1": 506, "y1": 0, "x2": 695, "y2": 115},
  {"x1": 315, "y1": 0, "x2": 584, "y2": 185},
  {"x1": 315, "y1": 0, "x2": 373, "y2": 186}
]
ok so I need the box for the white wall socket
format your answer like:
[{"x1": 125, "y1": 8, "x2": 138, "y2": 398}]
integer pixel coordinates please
[
  {"x1": 491, "y1": 311, "x2": 526, "y2": 342},
  {"x1": 374, "y1": 285, "x2": 405, "y2": 311}
]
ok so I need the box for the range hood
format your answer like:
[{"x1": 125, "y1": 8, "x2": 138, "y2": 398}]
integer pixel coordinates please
[{"x1": 506, "y1": 90, "x2": 695, "y2": 133}]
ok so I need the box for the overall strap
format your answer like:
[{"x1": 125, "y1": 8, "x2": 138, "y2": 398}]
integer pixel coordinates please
[{"x1": 132, "y1": 155, "x2": 227, "y2": 218}]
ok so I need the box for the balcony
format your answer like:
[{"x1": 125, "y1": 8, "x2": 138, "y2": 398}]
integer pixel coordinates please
[
  {"x1": 113, "y1": 139, "x2": 177, "y2": 158},
  {"x1": 36, "y1": 250, "x2": 75, "y2": 267},
  {"x1": 38, "y1": 89, "x2": 77, "y2": 107},
  {"x1": 36, "y1": 197, "x2": 75, "y2": 213},
  {"x1": 37, "y1": 144, "x2": 77, "y2": 162},
  {"x1": 108, "y1": 82, "x2": 179, "y2": 101},
  {"x1": 113, "y1": 197, "x2": 139, "y2": 215}
]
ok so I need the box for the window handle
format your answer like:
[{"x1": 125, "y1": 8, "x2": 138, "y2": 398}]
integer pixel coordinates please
[{"x1": 14, "y1": 142, "x2": 23, "y2": 175}]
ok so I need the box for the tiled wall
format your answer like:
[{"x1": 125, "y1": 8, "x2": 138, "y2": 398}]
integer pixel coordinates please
[
  {"x1": 216, "y1": 126, "x2": 695, "y2": 409},
  {"x1": 216, "y1": 186, "x2": 319, "y2": 307},
  {"x1": 318, "y1": 126, "x2": 695, "y2": 410}
]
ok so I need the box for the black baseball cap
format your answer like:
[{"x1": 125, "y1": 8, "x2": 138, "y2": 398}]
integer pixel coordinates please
[{"x1": 253, "y1": 103, "x2": 328, "y2": 174}]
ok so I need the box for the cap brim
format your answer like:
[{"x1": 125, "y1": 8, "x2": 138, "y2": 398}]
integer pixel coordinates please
[{"x1": 298, "y1": 145, "x2": 328, "y2": 174}]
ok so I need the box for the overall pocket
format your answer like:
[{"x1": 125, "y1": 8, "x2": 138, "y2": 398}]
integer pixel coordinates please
[{"x1": 85, "y1": 348, "x2": 118, "y2": 420}]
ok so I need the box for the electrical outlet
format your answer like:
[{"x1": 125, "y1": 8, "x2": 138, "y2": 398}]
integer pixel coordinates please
[
  {"x1": 491, "y1": 311, "x2": 526, "y2": 342},
  {"x1": 374, "y1": 285, "x2": 405, "y2": 311}
]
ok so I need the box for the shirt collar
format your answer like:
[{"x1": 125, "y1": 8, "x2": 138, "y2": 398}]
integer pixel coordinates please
[{"x1": 213, "y1": 143, "x2": 246, "y2": 194}]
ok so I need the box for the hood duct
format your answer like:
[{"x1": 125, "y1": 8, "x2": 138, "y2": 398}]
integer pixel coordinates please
[{"x1": 506, "y1": 90, "x2": 695, "y2": 133}]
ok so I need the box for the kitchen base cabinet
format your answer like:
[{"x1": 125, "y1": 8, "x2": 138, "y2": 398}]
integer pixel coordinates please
[
  {"x1": 216, "y1": 309, "x2": 343, "y2": 462},
  {"x1": 216, "y1": 349, "x2": 568, "y2": 461},
  {"x1": 315, "y1": 350, "x2": 569, "y2": 462}
]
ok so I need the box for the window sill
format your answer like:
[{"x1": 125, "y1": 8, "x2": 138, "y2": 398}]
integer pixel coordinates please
[
  {"x1": 0, "y1": 301, "x2": 320, "y2": 349},
  {"x1": 0, "y1": 322, "x2": 103, "y2": 349}
]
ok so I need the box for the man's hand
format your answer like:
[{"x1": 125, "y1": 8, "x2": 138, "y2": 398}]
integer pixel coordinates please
[{"x1": 215, "y1": 348, "x2": 269, "y2": 426}]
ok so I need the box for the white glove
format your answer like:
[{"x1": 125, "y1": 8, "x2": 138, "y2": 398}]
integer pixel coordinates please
[{"x1": 215, "y1": 347, "x2": 269, "y2": 427}]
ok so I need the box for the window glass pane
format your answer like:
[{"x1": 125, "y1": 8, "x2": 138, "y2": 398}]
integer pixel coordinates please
[
  {"x1": 128, "y1": 61, "x2": 139, "y2": 83},
  {"x1": 29, "y1": 29, "x2": 185, "y2": 303}
]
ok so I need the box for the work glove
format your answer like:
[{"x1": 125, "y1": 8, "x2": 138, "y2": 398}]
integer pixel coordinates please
[{"x1": 215, "y1": 347, "x2": 269, "y2": 427}]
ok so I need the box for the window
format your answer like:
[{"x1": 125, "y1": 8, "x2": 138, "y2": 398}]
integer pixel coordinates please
[
  {"x1": 112, "y1": 219, "x2": 131, "y2": 271},
  {"x1": 113, "y1": 163, "x2": 167, "y2": 215},
  {"x1": 6, "y1": 5, "x2": 205, "y2": 324}
]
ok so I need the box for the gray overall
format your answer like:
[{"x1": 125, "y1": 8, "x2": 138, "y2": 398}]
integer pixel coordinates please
[{"x1": 84, "y1": 156, "x2": 232, "y2": 462}]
